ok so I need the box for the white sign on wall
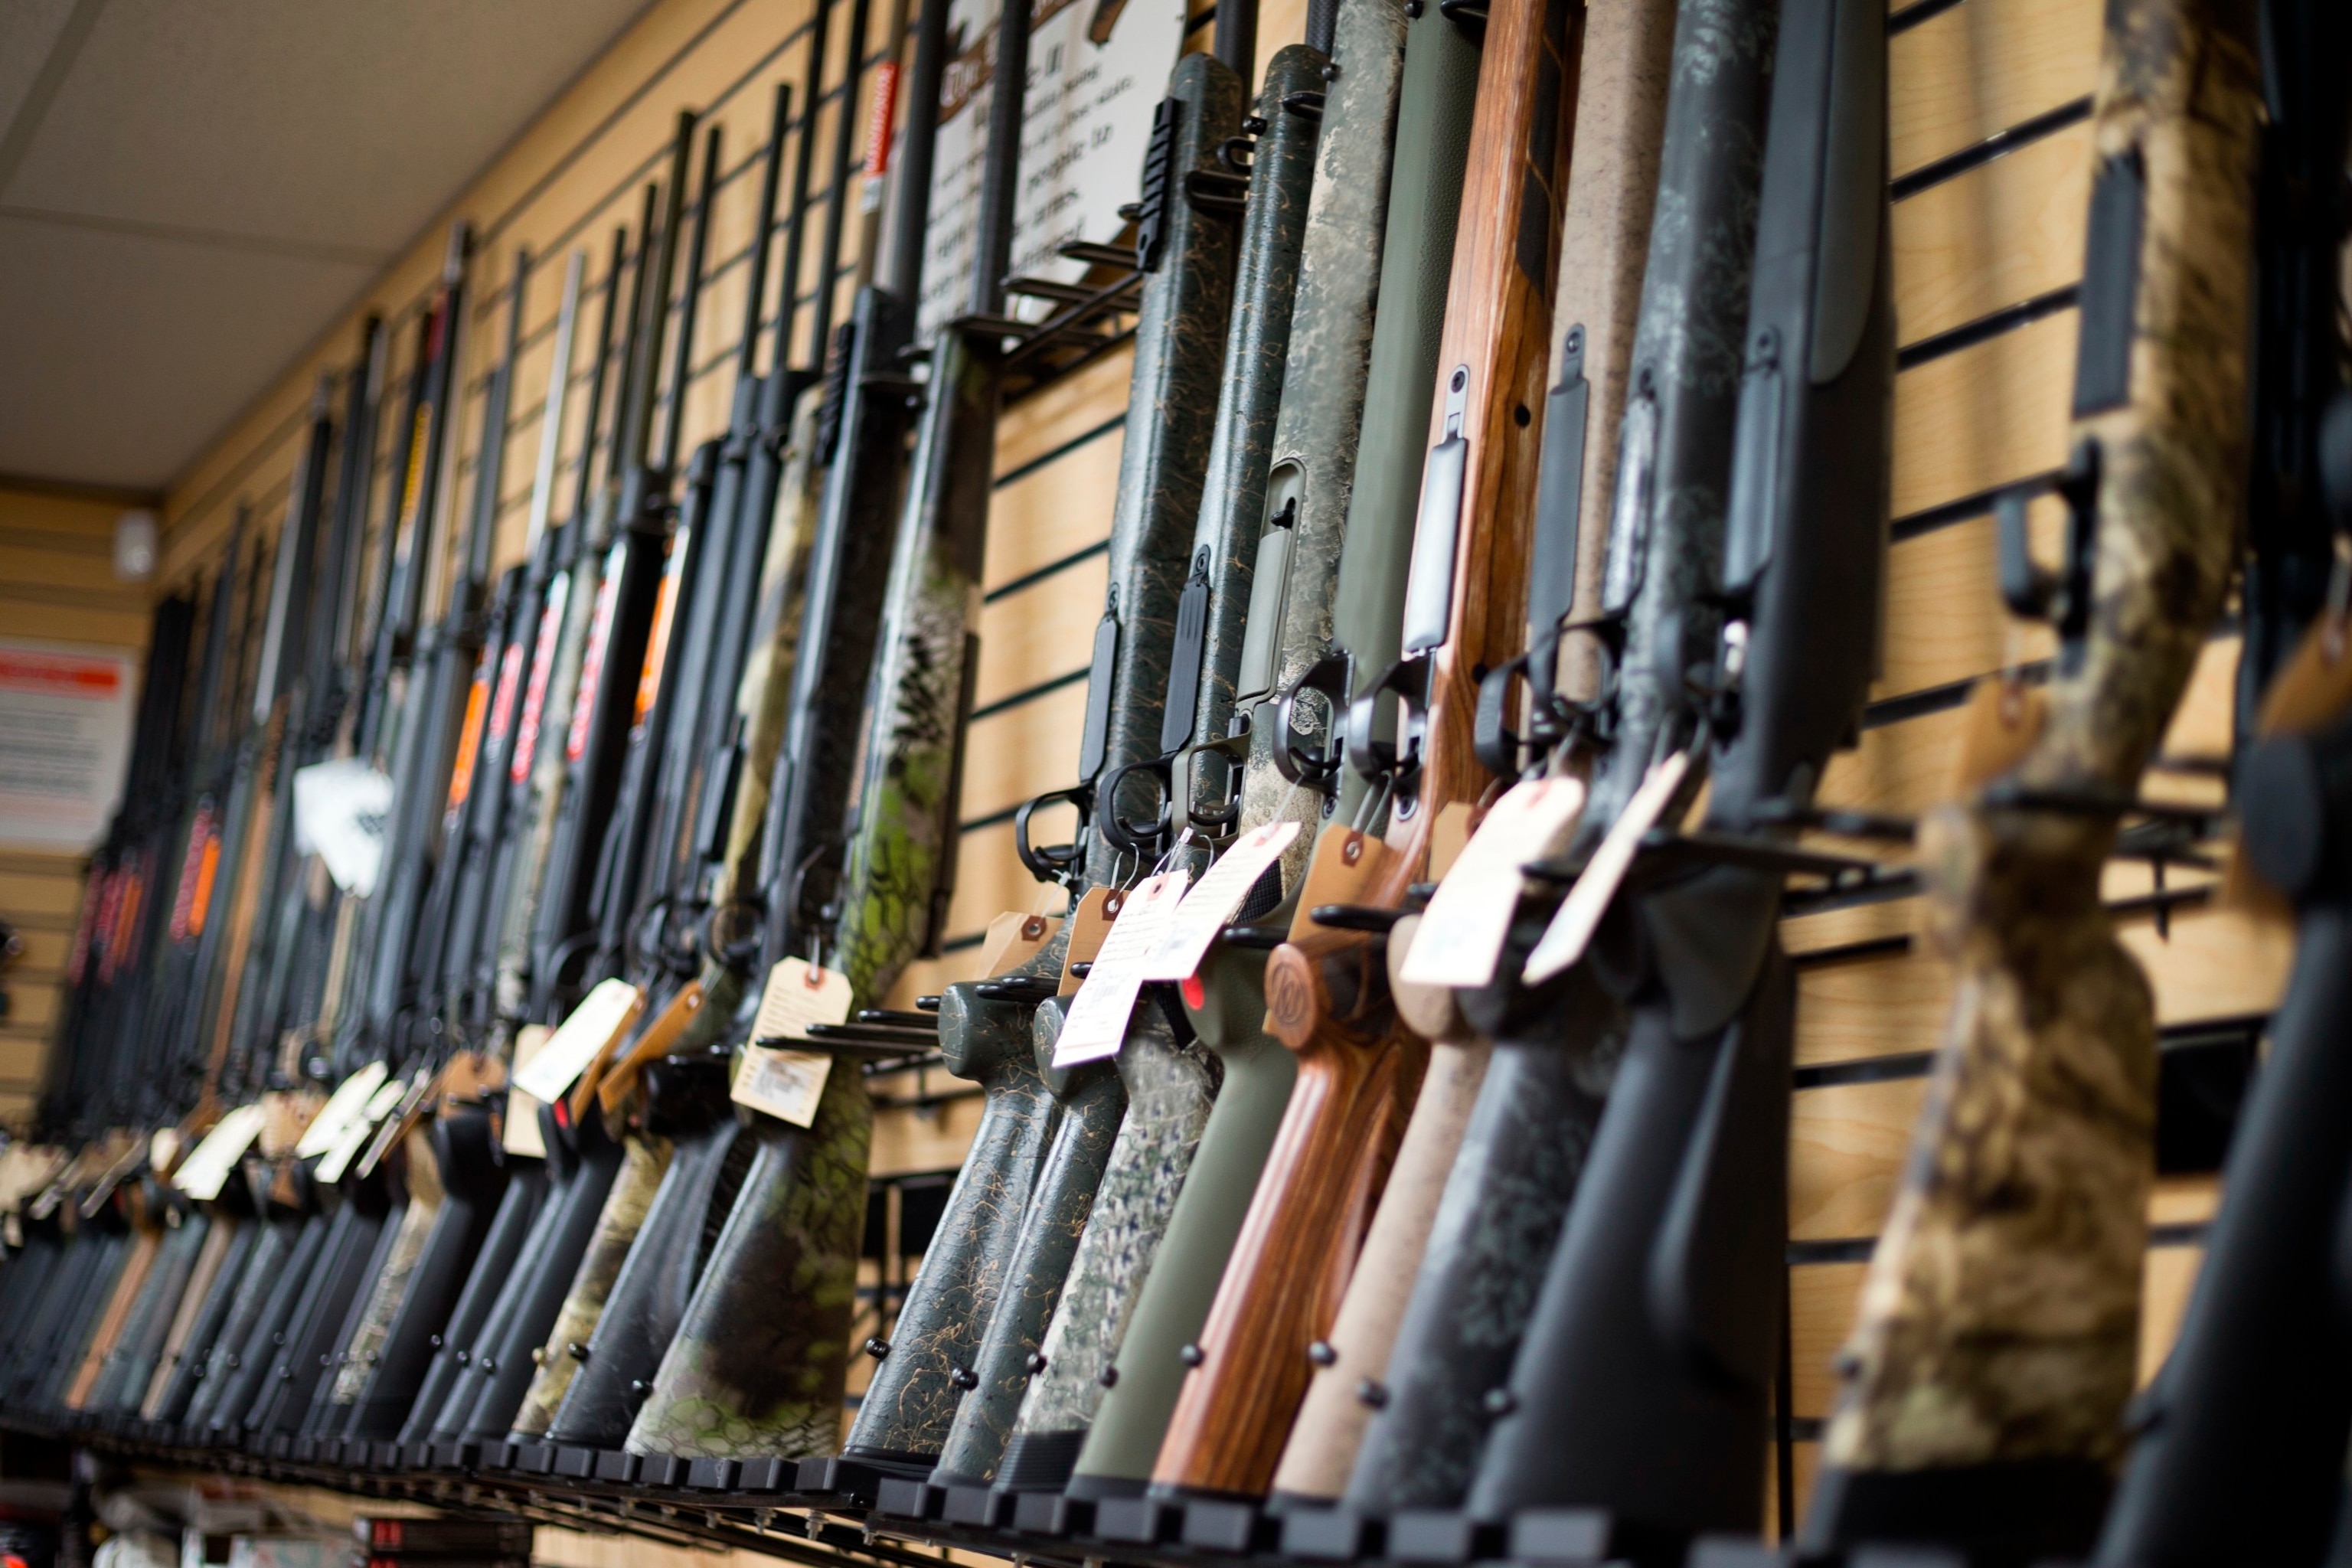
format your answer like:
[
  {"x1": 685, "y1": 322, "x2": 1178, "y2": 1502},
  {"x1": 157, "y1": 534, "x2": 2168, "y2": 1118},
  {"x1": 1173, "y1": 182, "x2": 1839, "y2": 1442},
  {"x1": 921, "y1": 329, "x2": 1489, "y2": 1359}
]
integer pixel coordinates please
[
  {"x1": 916, "y1": 0, "x2": 1186, "y2": 338},
  {"x1": 0, "y1": 639, "x2": 139, "y2": 851}
]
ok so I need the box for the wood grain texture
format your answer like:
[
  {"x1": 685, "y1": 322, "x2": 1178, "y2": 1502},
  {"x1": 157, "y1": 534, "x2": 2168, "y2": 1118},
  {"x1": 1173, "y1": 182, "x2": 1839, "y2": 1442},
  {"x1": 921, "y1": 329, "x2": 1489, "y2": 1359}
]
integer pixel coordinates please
[
  {"x1": 1821, "y1": 0, "x2": 2262, "y2": 1473},
  {"x1": 1890, "y1": 0, "x2": 2100, "y2": 182},
  {"x1": 1893, "y1": 121, "x2": 2092, "y2": 346}
]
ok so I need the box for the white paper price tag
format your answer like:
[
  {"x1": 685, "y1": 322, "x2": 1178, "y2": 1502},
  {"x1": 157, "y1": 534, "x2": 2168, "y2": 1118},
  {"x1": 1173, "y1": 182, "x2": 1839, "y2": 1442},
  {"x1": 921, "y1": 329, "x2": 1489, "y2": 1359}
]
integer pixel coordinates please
[
  {"x1": 1400, "y1": 776, "x2": 1587, "y2": 988},
  {"x1": 511, "y1": 978, "x2": 644, "y2": 1104},
  {"x1": 752, "y1": 958, "x2": 855, "y2": 1044},
  {"x1": 732, "y1": 1046, "x2": 835, "y2": 1128},
  {"x1": 504, "y1": 1024, "x2": 551, "y2": 1158},
  {"x1": 1524, "y1": 749, "x2": 1693, "y2": 984},
  {"x1": 293, "y1": 1061, "x2": 387, "y2": 1158},
  {"x1": 1052, "y1": 871, "x2": 1190, "y2": 1067},
  {"x1": 1138, "y1": 821, "x2": 1300, "y2": 982},
  {"x1": 315, "y1": 1078, "x2": 408, "y2": 1185},
  {"x1": 292, "y1": 758, "x2": 395, "y2": 897},
  {"x1": 172, "y1": 1104, "x2": 266, "y2": 1202}
]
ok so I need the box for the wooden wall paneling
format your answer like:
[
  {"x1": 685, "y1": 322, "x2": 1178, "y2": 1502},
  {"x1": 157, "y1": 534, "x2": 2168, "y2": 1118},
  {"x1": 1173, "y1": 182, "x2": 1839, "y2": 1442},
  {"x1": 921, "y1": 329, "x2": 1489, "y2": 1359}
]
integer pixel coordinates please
[
  {"x1": 1892, "y1": 119, "x2": 2091, "y2": 346},
  {"x1": 974, "y1": 552, "x2": 1109, "y2": 710},
  {"x1": 1888, "y1": 0, "x2": 2099, "y2": 183},
  {"x1": 1891, "y1": 305, "x2": 2076, "y2": 522}
]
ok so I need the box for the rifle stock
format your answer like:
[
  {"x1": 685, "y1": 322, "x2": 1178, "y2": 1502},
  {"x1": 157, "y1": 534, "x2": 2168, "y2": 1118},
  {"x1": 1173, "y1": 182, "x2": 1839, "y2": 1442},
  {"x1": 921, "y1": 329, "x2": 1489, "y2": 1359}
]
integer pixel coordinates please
[{"x1": 1807, "y1": 0, "x2": 2256, "y2": 1553}]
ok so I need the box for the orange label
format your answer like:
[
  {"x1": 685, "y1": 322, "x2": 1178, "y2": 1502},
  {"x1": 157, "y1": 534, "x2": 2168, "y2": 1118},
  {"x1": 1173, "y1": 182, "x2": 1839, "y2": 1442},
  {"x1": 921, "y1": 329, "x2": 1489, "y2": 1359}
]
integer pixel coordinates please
[
  {"x1": 445, "y1": 656, "x2": 493, "y2": 818},
  {"x1": 169, "y1": 802, "x2": 214, "y2": 944},
  {"x1": 634, "y1": 532, "x2": 688, "y2": 725},
  {"x1": 188, "y1": 832, "x2": 221, "y2": 939},
  {"x1": 865, "y1": 60, "x2": 901, "y2": 176}
]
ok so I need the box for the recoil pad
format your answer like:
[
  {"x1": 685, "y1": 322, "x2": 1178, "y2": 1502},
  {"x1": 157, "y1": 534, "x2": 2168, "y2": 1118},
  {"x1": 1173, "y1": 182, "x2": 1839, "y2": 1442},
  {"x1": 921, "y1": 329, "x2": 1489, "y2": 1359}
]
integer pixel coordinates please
[{"x1": 2241, "y1": 715, "x2": 2352, "y2": 901}]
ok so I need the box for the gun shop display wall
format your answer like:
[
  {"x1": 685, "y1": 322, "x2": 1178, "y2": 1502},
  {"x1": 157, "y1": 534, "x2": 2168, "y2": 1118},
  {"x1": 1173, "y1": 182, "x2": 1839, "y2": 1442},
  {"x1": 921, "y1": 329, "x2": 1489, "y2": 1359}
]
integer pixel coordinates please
[{"x1": 2, "y1": 0, "x2": 2337, "y2": 1566}]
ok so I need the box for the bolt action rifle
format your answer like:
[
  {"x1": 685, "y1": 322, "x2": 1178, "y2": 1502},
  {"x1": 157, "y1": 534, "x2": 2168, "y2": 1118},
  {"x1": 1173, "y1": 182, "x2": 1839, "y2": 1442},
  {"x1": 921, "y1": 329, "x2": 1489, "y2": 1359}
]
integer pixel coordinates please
[
  {"x1": 1024, "y1": 0, "x2": 1478, "y2": 1517},
  {"x1": 2090, "y1": 5, "x2": 2352, "y2": 1564},
  {"x1": 1132, "y1": 0, "x2": 1578, "y2": 1508},
  {"x1": 538, "y1": 33, "x2": 893, "y2": 1457},
  {"x1": 800, "y1": 0, "x2": 1250, "y2": 1497},
  {"x1": 1806, "y1": 0, "x2": 2252, "y2": 1559},
  {"x1": 1302, "y1": 0, "x2": 1751, "y2": 1533},
  {"x1": 903, "y1": 0, "x2": 1341, "y2": 1511}
]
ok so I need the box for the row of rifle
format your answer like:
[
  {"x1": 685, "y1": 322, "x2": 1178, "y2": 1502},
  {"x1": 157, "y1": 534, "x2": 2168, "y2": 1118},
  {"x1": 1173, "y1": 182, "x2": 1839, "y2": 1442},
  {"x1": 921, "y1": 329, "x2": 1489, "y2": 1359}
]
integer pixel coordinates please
[{"x1": 6, "y1": 0, "x2": 2352, "y2": 1565}]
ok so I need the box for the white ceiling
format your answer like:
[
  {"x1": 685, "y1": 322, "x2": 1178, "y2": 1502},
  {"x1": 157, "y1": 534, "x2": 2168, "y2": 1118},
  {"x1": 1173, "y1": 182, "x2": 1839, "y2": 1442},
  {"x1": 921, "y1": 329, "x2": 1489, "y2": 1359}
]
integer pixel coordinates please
[{"x1": 0, "y1": 0, "x2": 655, "y2": 493}]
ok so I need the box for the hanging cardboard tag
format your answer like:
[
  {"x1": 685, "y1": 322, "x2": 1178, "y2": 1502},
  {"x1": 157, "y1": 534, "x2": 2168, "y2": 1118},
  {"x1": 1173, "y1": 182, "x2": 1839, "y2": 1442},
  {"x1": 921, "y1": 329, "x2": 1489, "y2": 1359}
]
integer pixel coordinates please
[
  {"x1": 1952, "y1": 676, "x2": 2047, "y2": 795},
  {"x1": 258, "y1": 1089, "x2": 322, "y2": 1158},
  {"x1": 1402, "y1": 776, "x2": 1588, "y2": 988},
  {"x1": 504, "y1": 1024, "x2": 553, "y2": 1158},
  {"x1": 358, "y1": 1068, "x2": 436, "y2": 1179},
  {"x1": 751, "y1": 958, "x2": 856, "y2": 1044},
  {"x1": 976, "y1": 910, "x2": 1061, "y2": 978},
  {"x1": 1053, "y1": 871, "x2": 1191, "y2": 1066},
  {"x1": 732, "y1": 1045, "x2": 834, "y2": 1129},
  {"x1": 293, "y1": 1060, "x2": 388, "y2": 1158},
  {"x1": 599, "y1": 981, "x2": 707, "y2": 1118},
  {"x1": 511, "y1": 978, "x2": 644, "y2": 1105},
  {"x1": 1525, "y1": 749, "x2": 1692, "y2": 984},
  {"x1": 1140, "y1": 820, "x2": 1302, "y2": 982},
  {"x1": 1286, "y1": 825, "x2": 1397, "y2": 942},
  {"x1": 172, "y1": 1104, "x2": 266, "y2": 1202},
  {"x1": 1059, "y1": 887, "x2": 1120, "y2": 995}
]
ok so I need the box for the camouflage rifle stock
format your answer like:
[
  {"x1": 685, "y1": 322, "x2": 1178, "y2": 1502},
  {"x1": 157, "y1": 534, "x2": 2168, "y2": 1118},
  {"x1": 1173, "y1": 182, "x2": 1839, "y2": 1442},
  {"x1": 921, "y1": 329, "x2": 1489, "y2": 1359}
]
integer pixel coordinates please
[
  {"x1": 2092, "y1": 5, "x2": 2352, "y2": 1561},
  {"x1": 1326, "y1": 0, "x2": 1759, "y2": 1523},
  {"x1": 1455, "y1": 0, "x2": 1890, "y2": 1542},
  {"x1": 1057, "y1": 0, "x2": 1480, "y2": 1505},
  {"x1": 903, "y1": 14, "x2": 1337, "y2": 1503},
  {"x1": 818, "y1": 2, "x2": 1250, "y2": 1488},
  {"x1": 1803, "y1": 0, "x2": 2254, "y2": 1557},
  {"x1": 538, "y1": 56, "x2": 837, "y2": 1456}
]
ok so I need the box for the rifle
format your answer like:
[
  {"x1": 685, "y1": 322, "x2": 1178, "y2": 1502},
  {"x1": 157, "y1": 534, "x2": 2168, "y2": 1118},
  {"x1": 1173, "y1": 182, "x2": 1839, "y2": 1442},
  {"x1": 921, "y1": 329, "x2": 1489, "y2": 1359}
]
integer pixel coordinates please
[
  {"x1": 1305, "y1": 0, "x2": 1747, "y2": 1529},
  {"x1": 1421, "y1": 0, "x2": 1890, "y2": 1547},
  {"x1": 410, "y1": 208, "x2": 650, "y2": 1451},
  {"x1": 619, "y1": 0, "x2": 979, "y2": 1466},
  {"x1": 1805, "y1": 0, "x2": 2253, "y2": 1558},
  {"x1": 485, "y1": 217, "x2": 635, "y2": 1040},
  {"x1": 526, "y1": 119, "x2": 696, "y2": 1025},
  {"x1": 537, "y1": 70, "x2": 828, "y2": 1455},
  {"x1": 903, "y1": 4, "x2": 1341, "y2": 1510},
  {"x1": 2091, "y1": 5, "x2": 2352, "y2": 1563},
  {"x1": 330, "y1": 228, "x2": 472, "y2": 1080},
  {"x1": 1019, "y1": 0, "x2": 1474, "y2": 1515},
  {"x1": 428, "y1": 252, "x2": 588, "y2": 1047},
  {"x1": 808, "y1": 0, "x2": 1247, "y2": 1495},
  {"x1": 1135, "y1": 0, "x2": 1576, "y2": 1507}
]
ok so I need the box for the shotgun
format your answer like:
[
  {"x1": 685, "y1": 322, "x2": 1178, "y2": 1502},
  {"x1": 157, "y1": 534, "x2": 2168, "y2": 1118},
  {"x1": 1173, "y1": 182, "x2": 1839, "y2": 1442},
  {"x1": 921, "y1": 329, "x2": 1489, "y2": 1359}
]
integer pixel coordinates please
[
  {"x1": 904, "y1": 2, "x2": 1339, "y2": 1511},
  {"x1": 1020, "y1": 0, "x2": 1472, "y2": 1518},
  {"x1": 1805, "y1": 0, "x2": 2255, "y2": 1558},
  {"x1": 1310, "y1": 0, "x2": 1750, "y2": 1530},
  {"x1": 2091, "y1": 4, "x2": 2352, "y2": 1562},
  {"x1": 806, "y1": 0, "x2": 1248, "y2": 1495}
]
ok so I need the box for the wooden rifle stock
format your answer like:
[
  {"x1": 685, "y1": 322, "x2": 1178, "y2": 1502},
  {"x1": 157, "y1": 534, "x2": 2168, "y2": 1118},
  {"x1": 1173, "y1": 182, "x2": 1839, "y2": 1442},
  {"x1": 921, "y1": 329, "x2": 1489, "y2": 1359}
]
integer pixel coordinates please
[
  {"x1": 1150, "y1": 0, "x2": 1582, "y2": 1498},
  {"x1": 1808, "y1": 0, "x2": 2259, "y2": 1555}
]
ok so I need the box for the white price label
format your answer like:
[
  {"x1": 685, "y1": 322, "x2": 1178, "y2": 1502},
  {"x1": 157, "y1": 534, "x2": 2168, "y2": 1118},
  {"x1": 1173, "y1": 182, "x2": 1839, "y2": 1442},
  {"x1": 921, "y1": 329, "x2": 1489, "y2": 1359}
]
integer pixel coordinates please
[
  {"x1": 1524, "y1": 750, "x2": 1694, "y2": 984},
  {"x1": 504, "y1": 1024, "x2": 551, "y2": 1158},
  {"x1": 315, "y1": 1077, "x2": 408, "y2": 1185},
  {"x1": 293, "y1": 1061, "x2": 388, "y2": 1158},
  {"x1": 172, "y1": 1104, "x2": 266, "y2": 1202},
  {"x1": 752, "y1": 958, "x2": 856, "y2": 1044},
  {"x1": 292, "y1": 758, "x2": 395, "y2": 897},
  {"x1": 1138, "y1": 821, "x2": 1300, "y2": 982},
  {"x1": 1400, "y1": 776, "x2": 1588, "y2": 988},
  {"x1": 1052, "y1": 872, "x2": 1190, "y2": 1067},
  {"x1": 732, "y1": 1046, "x2": 835, "y2": 1129},
  {"x1": 511, "y1": 978, "x2": 645, "y2": 1104}
]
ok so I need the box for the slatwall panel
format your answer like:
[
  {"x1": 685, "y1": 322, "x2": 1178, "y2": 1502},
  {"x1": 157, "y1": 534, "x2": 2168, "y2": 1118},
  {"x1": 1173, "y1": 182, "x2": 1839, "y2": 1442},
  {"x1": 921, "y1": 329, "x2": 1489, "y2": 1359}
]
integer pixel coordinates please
[
  {"x1": 132, "y1": 0, "x2": 2265, "y2": 1535},
  {"x1": 0, "y1": 485, "x2": 157, "y2": 1129}
]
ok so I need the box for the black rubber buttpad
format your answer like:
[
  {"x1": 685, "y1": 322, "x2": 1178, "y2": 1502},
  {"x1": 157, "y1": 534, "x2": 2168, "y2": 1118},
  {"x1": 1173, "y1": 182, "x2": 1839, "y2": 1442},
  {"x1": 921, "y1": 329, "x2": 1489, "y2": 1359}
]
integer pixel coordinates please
[
  {"x1": 737, "y1": 1457, "x2": 794, "y2": 1491},
  {"x1": 1182, "y1": 1498, "x2": 1273, "y2": 1553},
  {"x1": 1282, "y1": 1507, "x2": 1379, "y2": 1560},
  {"x1": 1387, "y1": 1509, "x2": 1502, "y2": 1562},
  {"x1": 688, "y1": 1457, "x2": 741, "y2": 1490},
  {"x1": 553, "y1": 1446, "x2": 600, "y2": 1478},
  {"x1": 593, "y1": 1449, "x2": 641, "y2": 1484},
  {"x1": 1091, "y1": 1495, "x2": 1183, "y2": 1545},
  {"x1": 940, "y1": 1485, "x2": 1011, "y2": 1528},
  {"x1": 1012, "y1": 1490, "x2": 1089, "y2": 1537}
]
